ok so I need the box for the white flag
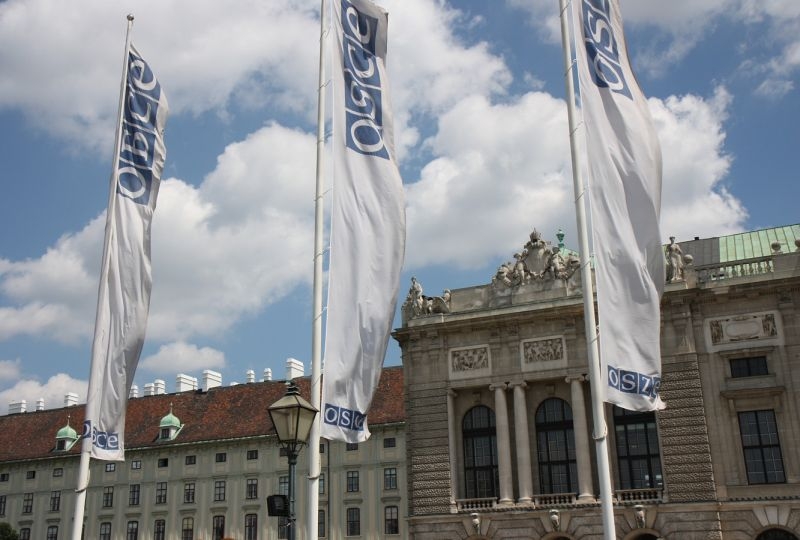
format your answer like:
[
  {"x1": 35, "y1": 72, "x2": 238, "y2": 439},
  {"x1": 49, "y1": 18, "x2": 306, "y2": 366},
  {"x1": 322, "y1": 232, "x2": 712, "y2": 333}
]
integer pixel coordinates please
[
  {"x1": 83, "y1": 44, "x2": 168, "y2": 460},
  {"x1": 322, "y1": 0, "x2": 406, "y2": 442},
  {"x1": 573, "y1": 0, "x2": 665, "y2": 411}
]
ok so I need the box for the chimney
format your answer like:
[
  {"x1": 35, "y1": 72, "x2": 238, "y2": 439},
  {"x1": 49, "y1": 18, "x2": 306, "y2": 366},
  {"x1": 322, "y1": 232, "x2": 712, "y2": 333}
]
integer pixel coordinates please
[
  {"x1": 202, "y1": 370, "x2": 222, "y2": 391},
  {"x1": 36, "y1": 398, "x2": 45, "y2": 411},
  {"x1": 144, "y1": 383, "x2": 155, "y2": 396},
  {"x1": 64, "y1": 393, "x2": 79, "y2": 407},
  {"x1": 263, "y1": 368, "x2": 273, "y2": 382},
  {"x1": 176, "y1": 374, "x2": 198, "y2": 393},
  {"x1": 246, "y1": 369, "x2": 256, "y2": 383},
  {"x1": 130, "y1": 385, "x2": 139, "y2": 399},
  {"x1": 154, "y1": 379, "x2": 166, "y2": 395},
  {"x1": 8, "y1": 400, "x2": 26, "y2": 414},
  {"x1": 285, "y1": 357, "x2": 304, "y2": 380}
]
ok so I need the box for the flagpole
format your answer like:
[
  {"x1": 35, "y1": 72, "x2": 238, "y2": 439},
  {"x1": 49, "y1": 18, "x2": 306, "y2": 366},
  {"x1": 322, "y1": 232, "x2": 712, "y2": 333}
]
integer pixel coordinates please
[
  {"x1": 557, "y1": 1, "x2": 616, "y2": 538},
  {"x1": 307, "y1": 0, "x2": 328, "y2": 538},
  {"x1": 70, "y1": 14, "x2": 135, "y2": 540}
]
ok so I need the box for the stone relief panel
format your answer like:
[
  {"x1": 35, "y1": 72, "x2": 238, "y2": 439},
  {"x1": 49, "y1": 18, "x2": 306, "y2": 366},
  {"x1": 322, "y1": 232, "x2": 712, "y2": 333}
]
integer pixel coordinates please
[
  {"x1": 520, "y1": 336, "x2": 567, "y2": 372},
  {"x1": 705, "y1": 311, "x2": 782, "y2": 352},
  {"x1": 449, "y1": 345, "x2": 492, "y2": 381}
]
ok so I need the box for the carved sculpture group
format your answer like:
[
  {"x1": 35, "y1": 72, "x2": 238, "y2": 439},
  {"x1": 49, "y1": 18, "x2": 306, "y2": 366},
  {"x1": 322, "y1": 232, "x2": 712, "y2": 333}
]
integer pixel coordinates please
[{"x1": 402, "y1": 276, "x2": 451, "y2": 318}]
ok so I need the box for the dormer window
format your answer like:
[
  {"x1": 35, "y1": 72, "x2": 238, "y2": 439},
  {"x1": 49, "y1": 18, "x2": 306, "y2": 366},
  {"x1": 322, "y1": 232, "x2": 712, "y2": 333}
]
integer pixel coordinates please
[
  {"x1": 158, "y1": 404, "x2": 183, "y2": 441},
  {"x1": 54, "y1": 416, "x2": 79, "y2": 452}
]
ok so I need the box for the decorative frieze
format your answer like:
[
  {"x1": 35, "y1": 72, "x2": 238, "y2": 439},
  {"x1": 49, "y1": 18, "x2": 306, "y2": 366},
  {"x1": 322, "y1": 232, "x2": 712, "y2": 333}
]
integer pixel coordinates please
[
  {"x1": 520, "y1": 336, "x2": 567, "y2": 372},
  {"x1": 449, "y1": 346, "x2": 491, "y2": 380},
  {"x1": 705, "y1": 311, "x2": 782, "y2": 351}
]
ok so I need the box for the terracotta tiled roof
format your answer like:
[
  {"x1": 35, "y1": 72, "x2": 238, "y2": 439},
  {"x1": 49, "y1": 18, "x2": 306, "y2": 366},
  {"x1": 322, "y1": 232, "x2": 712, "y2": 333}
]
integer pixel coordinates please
[{"x1": 0, "y1": 366, "x2": 404, "y2": 463}]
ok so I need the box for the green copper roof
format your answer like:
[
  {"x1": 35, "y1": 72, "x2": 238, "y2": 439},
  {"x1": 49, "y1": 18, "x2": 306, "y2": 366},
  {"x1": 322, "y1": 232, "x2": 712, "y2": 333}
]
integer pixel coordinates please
[
  {"x1": 160, "y1": 407, "x2": 181, "y2": 429},
  {"x1": 718, "y1": 224, "x2": 800, "y2": 262},
  {"x1": 56, "y1": 423, "x2": 78, "y2": 440}
]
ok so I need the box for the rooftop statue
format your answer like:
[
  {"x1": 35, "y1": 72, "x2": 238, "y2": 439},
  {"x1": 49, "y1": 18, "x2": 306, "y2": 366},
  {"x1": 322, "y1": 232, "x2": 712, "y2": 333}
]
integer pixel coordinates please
[
  {"x1": 665, "y1": 236, "x2": 685, "y2": 283},
  {"x1": 492, "y1": 228, "x2": 580, "y2": 290},
  {"x1": 402, "y1": 277, "x2": 451, "y2": 320}
]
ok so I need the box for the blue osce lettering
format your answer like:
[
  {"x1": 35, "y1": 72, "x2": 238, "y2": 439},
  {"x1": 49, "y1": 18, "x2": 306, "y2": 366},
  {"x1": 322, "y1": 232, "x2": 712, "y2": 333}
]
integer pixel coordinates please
[
  {"x1": 607, "y1": 365, "x2": 660, "y2": 399},
  {"x1": 340, "y1": 0, "x2": 389, "y2": 159},
  {"x1": 117, "y1": 49, "x2": 163, "y2": 205},
  {"x1": 581, "y1": 0, "x2": 632, "y2": 100},
  {"x1": 323, "y1": 403, "x2": 366, "y2": 432},
  {"x1": 82, "y1": 420, "x2": 121, "y2": 451}
]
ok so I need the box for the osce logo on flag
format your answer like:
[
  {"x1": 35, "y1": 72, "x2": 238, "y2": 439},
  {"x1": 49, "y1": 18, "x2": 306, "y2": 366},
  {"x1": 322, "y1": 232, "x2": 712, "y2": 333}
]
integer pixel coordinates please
[
  {"x1": 607, "y1": 365, "x2": 660, "y2": 399},
  {"x1": 340, "y1": 0, "x2": 389, "y2": 160},
  {"x1": 82, "y1": 420, "x2": 121, "y2": 451},
  {"x1": 117, "y1": 49, "x2": 164, "y2": 205},
  {"x1": 581, "y1": 0, "x2": 632, "y2": 100},
  {"x1": 323, "y1": 403, "x2": 366, "y2": 432}
]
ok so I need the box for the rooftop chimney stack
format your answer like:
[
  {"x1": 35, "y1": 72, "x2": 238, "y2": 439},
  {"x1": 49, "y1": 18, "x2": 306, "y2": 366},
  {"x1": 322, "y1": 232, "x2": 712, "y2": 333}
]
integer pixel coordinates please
[
  {"x1": 8, "y1": 400, "x2": 26, "y2": 415},
  {"x1": 285, "y1": 357, "x2": 304, "y2": 380},
  {"x1": 64, "y1": 393, "x2": 79, "y2": 407},
  {"x1": 176, "y1": 374, "x2": 198, "y2": 393},
  {"x1": 130, "y1": 385, "x2": 139, "y2": 399},
  {"x1": 144, "y1": 383, "x2": 155, "y2": 397},
  {"x1": 246, "y1": 369, "x2": 255, "y2": 383},
  {"x1": 263, "y1": 368, "x2": 273, "y2": 382},
  {"x1": 154, "y1": 379, "x2": 166, "y2": 395},
  {"x1": 202, "y1": 370, "x2": 222, "y2": 391},
  {"x1": 36, "y1": 398, "x2": 45, "y2": 411}
]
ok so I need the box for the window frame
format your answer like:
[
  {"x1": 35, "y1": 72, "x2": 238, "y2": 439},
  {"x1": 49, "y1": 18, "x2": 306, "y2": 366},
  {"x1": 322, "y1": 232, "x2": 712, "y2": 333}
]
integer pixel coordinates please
[
  {"x1": 346, "y1": 507, "x2": 361, "y2": 537},
  {"x1": 384, "y1": 505, "x2": 399, "y2": 535},
  {"x1": 246, "y1": 478, "x2": 258, "y2": 499},
  {"x1": 613, "y1": 406, "x2": 663, "y2": 490},
  {"x1": 184, "y1": 482, "x2": 196, "y2": 504},
  {"x1": 346, "y1": 470, "x2": 360, "y2": 492},
  {"x1": 462, "y1": 405, "x2": 499, "y2": 499},
  {"x1": 738, "y1": 409, "x2": 786, "y2": 484},
  {"x1": 102, "y1": 486, "x2": 114, "y2": 508},
  {"x1": 535, "y1": 398, "x2": 578, "y2": 495},
  {"x1": 214, "y1": 479, "x2": 226, "y2": 502},
  {"x1": 129, "y1": 484, "x2": 141, "y2": 506},
  {"x1": 49, "y1": 490, "x2": 61, "y2": 512},
  {"x1": 384, "y1": 467, "x2": 397, "y2": 490},
  {"x1": 155, "y1": 481, "x2": 168, "y2": 504}
]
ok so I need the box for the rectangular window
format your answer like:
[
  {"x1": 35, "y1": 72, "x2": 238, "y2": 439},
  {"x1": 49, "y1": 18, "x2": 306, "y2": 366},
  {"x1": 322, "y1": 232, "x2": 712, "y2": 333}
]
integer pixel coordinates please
[
  {"x1": 320, "y1": 443, "x2": 325, "y2": 453},
  {"x1": 131, "y1": 460, "x2": 142, "y2": 470},
  {"x1": 318, "y1": 509, "x2": 326, "y2": 538},
  {"x1": 0, "y1": 495, "x2": 5, "y2": 516},
  {"x1": 103, "y1": 486, "x2": 114, "y2": 508},
  {"x1": 278, "y1": 517, "x2": 289, "y2": 540},
  {"x1": 182, "y1": 517, "x2": 194, "y2": 540},
  {"x1": 53, "y1": 468, "x2": 63, "y2": 477},
  {"x1": 730, "y1": 356, "x2": 769, "y2": 378},
  {"x1": 319, "y1": 472, "x2": 325, "y2": 495},
  {"x1": 246, "y1": 478, "x2": 258, "y2": 499},
  {"x1": 212, "y1": 515, "x2": 225, "y2": 540},
  {"x1": 99, "y1": 523, "x2": 111, "y2": 540},
  {"x1": 129, "y1": 484, "x2": 140, "y2": 506},
  {"x1": 278, "y1": 476, "x2": 289, "y2": 496},
  {"x1": 244, "y1": 514, "x2": 258, "y2": 540},
  {"x1": 739, "y1": 410, "x2": 786, "y2": 484},
  {"x1": 154, "y1": 520, "x2": 166, "y2": 540},
  {"x1": 49, "y1": 490, "x2": 61, "y2": 512},
  {"x1": 384, "y1": 467, "x2": 397, "y2": 490},
  {"x1": 346, "y1": 470, "x2": 359, "y2": 492},
  {"x1": 155, "y1": 482, "x2": 167, "y2": 504},
  {"x1": 19, "y1": 529, "x2": 30, "y2": 540},
  {"x1": 247, "y1": 449, "x2": 259, "y2": 460},
  {"x1": 184, "y1": 482, "x2": 196, "y2": 503},
  {"x1": 105, "y1": 463, "x2": 116, "y2": 472},
  {"x1": 157, "y1": 458, "x2": 169, "y2": 468},
  {"x1": 215, "y1": 452, "x2": 227, "y2": 463},
  {"x1": 346, "y1": 507, "x2": 360, "y2": 537},
  {"x1": 279, "y1": 447, "x2": 288, "y2": 457},
  {"x1": 46, "y1": 525, "x2": 58, "y2": 540},
  {"x1": 385, "y1": 505, "x2": 399, "y2": 535},
  {"x1": 185, "y1": 455, "x2": 196, "y2": 465},
  {"x1": 346, "y1": 442, "x2": 358, "y2": 451},
  {"x1": 26, "y1": 470, "x2": 35, "y2": 479},
  {"x1": 613, "y1": 407, "x2": 663, "y2": 490},
  {"x1": 214, "y1": 480, "x2": 226, "y2": 501},
  {"x1": 383, "y1": 437, "x2": 396, "y2": 448},
  {"x1": 126, "y1": 521, "x2": 139, "y2": 540},
  {"x1": 22, "y1": 492, "x2": 33, "y2": 514},
  {"x1": 0, "y1": 473, "x2": 9, "y2": 481}
]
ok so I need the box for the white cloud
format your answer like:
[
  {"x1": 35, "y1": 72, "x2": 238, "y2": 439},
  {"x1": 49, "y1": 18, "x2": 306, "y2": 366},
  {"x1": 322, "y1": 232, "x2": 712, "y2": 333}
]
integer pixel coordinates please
[
  {"x1": 0, "y1": 373, "x2": 87, "y2": 412},
  {"x1": 139, "y1": 342, "x2": 225, "y2": 376},
  {"x1": 0, "y1": 359, "x2": 21, "y2": 381}
]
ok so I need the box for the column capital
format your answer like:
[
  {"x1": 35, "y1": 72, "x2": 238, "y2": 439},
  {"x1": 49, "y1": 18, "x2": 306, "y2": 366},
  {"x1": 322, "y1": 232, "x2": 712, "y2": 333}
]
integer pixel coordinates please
[
  {"x1": 565, "y1": 374, "x2": 586, "y2": 384},
  {"x1": 489, "y1": 382, "x2": 508, "y2": 392},
  {"x1": 447, "y1": 388, "x2": 458, "y2": 397},
  {"x1": 507, "y1": 381, "x2": 528, "y2": 390}
]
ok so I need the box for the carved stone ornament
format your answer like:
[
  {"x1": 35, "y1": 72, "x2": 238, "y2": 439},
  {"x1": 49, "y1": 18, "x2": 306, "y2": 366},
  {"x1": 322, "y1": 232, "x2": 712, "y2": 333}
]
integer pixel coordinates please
[
  {"x1": 451, "y1": 347, "x2": 490, "y2": 373},
  {"x1": 708, "y1": 312, "x2": 779, "y2": 346},
  {"x1": 523, "y1": 337, "x2": 565, "y2": 365},
  {"x1": 491, "y1": 228, "x2": 580, "y2": 290},
  {"x1": 401, "y1": 276, "x2": 451, "y2": 320}
]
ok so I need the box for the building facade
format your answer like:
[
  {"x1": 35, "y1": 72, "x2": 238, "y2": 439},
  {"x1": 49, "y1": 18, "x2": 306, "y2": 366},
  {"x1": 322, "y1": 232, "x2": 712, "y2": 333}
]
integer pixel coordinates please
[
  {"x1": 0, "y1": 368, "x2": 406, "y2": 540},
  {"x1": 394, "y1": 225, "x2": 800, "y2": 540}
]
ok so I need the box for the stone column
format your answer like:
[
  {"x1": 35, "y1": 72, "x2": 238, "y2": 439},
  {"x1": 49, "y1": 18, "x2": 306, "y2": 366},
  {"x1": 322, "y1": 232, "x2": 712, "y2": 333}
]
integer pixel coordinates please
[
  {"x1": 491, "y1": 383, "x2": 514, "y2": 505},
  {"x1": 446, "y1": 389, "x2": 459, "y2": 511},
  {"x1": 510, "y1": 382, "x2": 533, "y2": 503},
  {"x1": 567, "y1": 375, "x2": 594, "y2": 501}
]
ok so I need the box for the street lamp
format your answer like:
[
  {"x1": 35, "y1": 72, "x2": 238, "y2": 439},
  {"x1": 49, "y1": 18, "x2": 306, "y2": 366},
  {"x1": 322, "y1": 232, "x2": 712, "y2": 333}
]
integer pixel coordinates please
[{"x1": 268, "y1": 382, "x2": 318, "y2": 540}]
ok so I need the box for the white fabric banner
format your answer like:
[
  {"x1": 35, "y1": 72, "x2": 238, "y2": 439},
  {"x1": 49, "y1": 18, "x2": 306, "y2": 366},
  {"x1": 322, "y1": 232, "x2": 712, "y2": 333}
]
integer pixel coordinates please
[
  {"x1": 84, "y1": 43, "x2": 168, "y2": 460},
  {"x1": 322, "y1": 0, "x2": 406, "y2": 442},
  {"x1": 572, "y1": 0, "x2": 665, "y2": 411}
]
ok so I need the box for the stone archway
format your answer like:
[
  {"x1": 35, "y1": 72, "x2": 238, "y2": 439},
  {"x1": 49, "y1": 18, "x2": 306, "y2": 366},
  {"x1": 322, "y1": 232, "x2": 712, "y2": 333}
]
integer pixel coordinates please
[{"x1": 755, "y1": 528, "x2": 800, "y2": 540}]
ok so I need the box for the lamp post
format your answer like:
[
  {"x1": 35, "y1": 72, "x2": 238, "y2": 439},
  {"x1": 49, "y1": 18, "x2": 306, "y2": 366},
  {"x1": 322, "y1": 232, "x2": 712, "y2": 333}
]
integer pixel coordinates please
[{"x1": 268, "y1": 382, "x2": 318, "y2": 540}]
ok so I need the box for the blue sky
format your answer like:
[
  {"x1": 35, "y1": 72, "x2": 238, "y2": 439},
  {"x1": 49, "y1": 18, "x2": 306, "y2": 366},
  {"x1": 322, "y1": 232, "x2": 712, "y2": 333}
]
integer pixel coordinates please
[{"x1": 1, "y1": 0, "x2": 798, "y2": 412}]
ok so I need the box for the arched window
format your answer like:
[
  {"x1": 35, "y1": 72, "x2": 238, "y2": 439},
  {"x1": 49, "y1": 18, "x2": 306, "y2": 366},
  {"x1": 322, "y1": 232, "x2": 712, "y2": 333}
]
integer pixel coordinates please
[
  {"x1": 613, "y1": 406, "x2": 663, "y2": 489},
  {"x1": 536, "y1": 398, "x2": 577, "y2": 494},
  {"x1": 462, "y1": 405, "x2": 499, "y2": 499},
  {"x1": 755, "y1": 529, "x2": 800, "y2": 540}
]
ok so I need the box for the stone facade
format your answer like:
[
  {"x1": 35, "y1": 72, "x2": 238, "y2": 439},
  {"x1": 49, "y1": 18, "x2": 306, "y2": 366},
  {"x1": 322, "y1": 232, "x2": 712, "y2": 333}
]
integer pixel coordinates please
[{"x1": 394, "y1": 227, "x2": 800, "y2": 540}]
